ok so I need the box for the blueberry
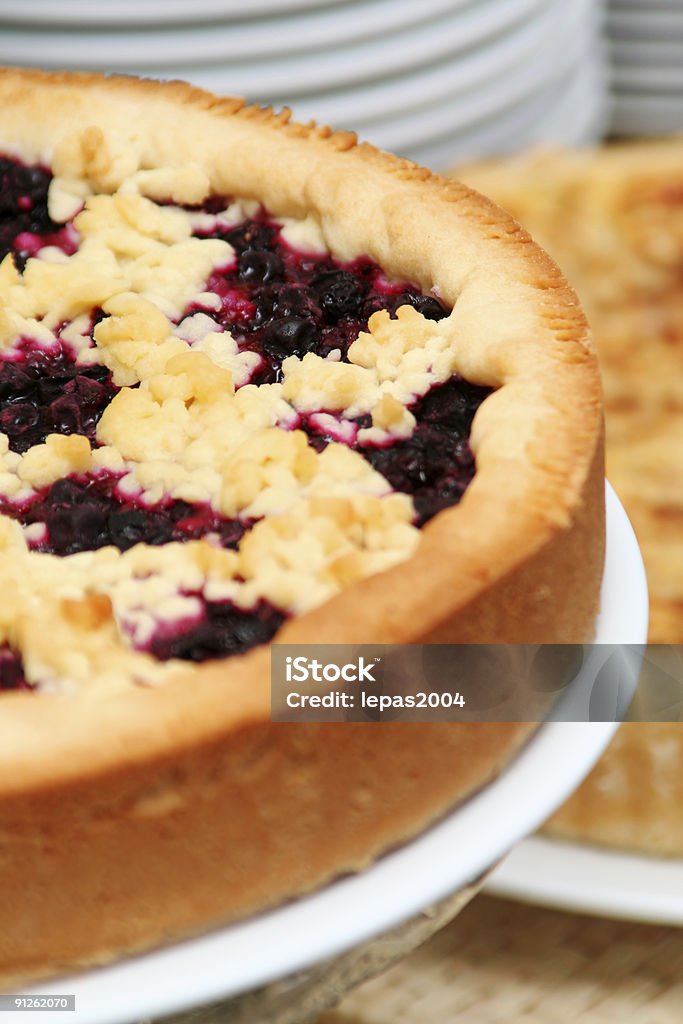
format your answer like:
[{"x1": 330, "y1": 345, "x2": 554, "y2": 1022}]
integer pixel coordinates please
[
  {"x1": 63, "y1": 375, "x2": 109, "y2": 430},
  {"x1": 416, "y1": 385, "x2": 469, "y2": 430},
  {"x1": 25, "y1": 165, "x2": 46, "y2": 188},
  {"x1": 362, "y1": 294, "x2": 392, "y2": 319},
  {"x1": 46, "y1": 478, "x2": 86, "y2": 508},
  {"x1": 37, "y1": 377, "x2": 63, "y2": 404},
  {"x1": 47, "y1": 503, "x2": 108, "y2": 553},
  {"x1": 224, "y1": 221, "x2": 277, "y2": 253},
  {"x1": 216, "y1": 519, "x2": 249, "y2": 549},
  {"x1": 238, "y1": 249, "x2": 283, "y2": 285},
  {"x1": 253, "y1": 285, "x2": 320, "y2": 329},
  {"x1": 0, "y1": 366, "x2": 33, "y2": 401},
  {"x1": 0, "y1": 648, "x2": 29, "y2": 690},
  {"x1": 168, "y1": 501, "x2": 196, "y2": 522},
  {"x1": 107, "y1": 509, "x2": 149, "y2": 550},
  {"x1": 0, "y1": 402, "x2": 39, "y2": 433},
  {"x1": 251, "y1": 286, "x2": 278, "y2": 327},
  {"x1": 12, "y1": 250, "x2": 30, "y2": 273},
  {"x1": 314, "y1": 271, "x2": 366, "y2": 322},
  {"x1": 64, "y1": 375, "x2": 108, "y2": 405},
  {"x1": 49, "y1": 395, "x2": 83, "y2": 434},
  {"x1": 262, "y1": 316, "x2": 317, "y2": 360},
  {"x1": 140, "y1": 512, "x2": 175, "y2": 547},
  {"x1": 403, "y1": 292, "x2": 448, "y2": 321},
  {"x1": 275, "y1": 285, "x2": 320, "y2": 321}
]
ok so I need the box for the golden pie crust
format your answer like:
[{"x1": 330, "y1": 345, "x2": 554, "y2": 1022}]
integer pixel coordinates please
[
  {"x1": 457, "y1": 141, "x2": 683, "y2": 857},
  {"x1": 0, "y1": 70, "x2": 604, "y2": 984}
]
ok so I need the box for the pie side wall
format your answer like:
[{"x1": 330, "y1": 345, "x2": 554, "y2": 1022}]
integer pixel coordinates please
[{"x1": 0, "y1": 719, "x2": 533, "y2": 985}]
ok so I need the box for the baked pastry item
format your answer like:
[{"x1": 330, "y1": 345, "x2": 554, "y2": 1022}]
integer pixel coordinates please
[
  {"x1": 457, "y1": 142, "x2": 683, "y2": 855},
  {"x1": 0, "y1": 69, "x2": 603, "y2": 983}
]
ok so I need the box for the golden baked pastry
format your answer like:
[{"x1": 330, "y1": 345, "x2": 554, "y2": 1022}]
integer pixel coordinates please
[
  {"x1": 0, "y1": 69, "x2": 603, "y2": 983},
  {"x1": 457, "y1": 141, "x2": 683, "y2": 856}
]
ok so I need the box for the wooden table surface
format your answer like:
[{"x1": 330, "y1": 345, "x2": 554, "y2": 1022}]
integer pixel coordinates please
[{"x1": 322, "y1": 894, "x2": 683, "y2": 1024}]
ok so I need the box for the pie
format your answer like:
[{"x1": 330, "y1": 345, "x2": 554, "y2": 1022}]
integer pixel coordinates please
[
  {"x1": 457, "y1": 142, "x2": 683, "y2": 855},
  {"x1": 0, "y1": 69, "x2": 604, "y2": 983}
]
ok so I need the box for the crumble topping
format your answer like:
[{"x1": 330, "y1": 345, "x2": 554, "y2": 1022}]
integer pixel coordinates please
[
  {"x1": 0, "y1": 137, "x2": 489, "y2": 694},
  {"x1": 278, "y1": 214, "x2": 328, "y2": 254},
  {"x1": 0, "y1": 488, "x2": 416, "y2": 693}
]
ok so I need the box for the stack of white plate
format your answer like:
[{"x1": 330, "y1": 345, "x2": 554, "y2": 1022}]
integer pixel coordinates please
[
  {"x1": 0, "y1": 0, "x2": 610, "y2": 170},
  {"x1": 608, "y1": 0, "x2": 683, "y2": 135}
]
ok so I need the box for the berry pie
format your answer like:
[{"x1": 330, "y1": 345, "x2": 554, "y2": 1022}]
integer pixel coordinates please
[{"x1": 0, "y1": 70, "x2": 604, "y2": 982}]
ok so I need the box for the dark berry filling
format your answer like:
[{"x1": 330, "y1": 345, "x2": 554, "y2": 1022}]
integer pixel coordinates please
[
  {"x1": 303, "y1": 377, "x2": 488, "y2": 528},
  {"x1": 1, "y1": 473, "x2": 252, "y2": 556},
  {"x1": 0, "y1": 646, "x2": 32, "y2": 691},
  {"x1": 0, "y1": 157, "x2": 76, "y2": 270},
  {"x1": 146, "y1": 599, "x2": 286, "y2": 663},
  {"x1": 193, "y1": 210, "x2": 448, "y2": 384},
  {"x1": 364, "y1": 378, "x2": 487, "y2": 528},
  {"x1": 0, "y1": 342, "x2": 117, "y2": 454}
]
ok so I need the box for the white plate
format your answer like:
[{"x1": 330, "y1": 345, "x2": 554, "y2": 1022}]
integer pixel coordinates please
[
  {"x1": 21, "y1": 484, "x2": 648, "y2": 1024},
  {"x1": 529, "y1": 49, "x2": 611, "y2": 142},
  {"x1": 405, "y1": 57, "x2": 609, "y2": 170},
  {"x1": 610, "y1": 37, "x2": 683, "y2": 66},
  {"x1": 487, "y1": 837, "x2": 683, "y2": 925},
  {"x1": 113, "y1": 0, "x2": 545, "y2": 96},
  {"x1": 0, "y1": 0, "x2": 346, "y2": 25},
  {"x1": 0, "y1": 0, "x2": 484, "y2": 65},
  {"x1": 408, "y1": 86, "x2": 565, "y2": 172},
  {"x1": 612, "y1": 61, "x2": 683, "y2": 92},
  {"x1": 611, "y1": 0, "x2": 683, "y2": 8},
  {"x1": 0, "y1": 0, "x2": 542, "y2": 69},
  {"x1": 274, "y1": 0, "x2": 594, "y2": 129},
  {"x1": 350, "y1": 16, "x2": 600, "y2": 155},
  {"x1": 611, "y1": 92, "x2": 683, "y2": 134},
  {"x1": 607, "y1": 7, "x2": 683, "y2": 41}
]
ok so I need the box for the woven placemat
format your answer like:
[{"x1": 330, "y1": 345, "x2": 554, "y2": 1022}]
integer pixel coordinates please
[
  {"x1": 151, "y1": 880, "x2": 482, "y2": 1024},
  {"x1": 321, "y1": 895, "x2": 683, "y2": 1023}
]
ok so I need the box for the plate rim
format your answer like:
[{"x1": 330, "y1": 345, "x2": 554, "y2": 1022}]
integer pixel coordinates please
[{"x1": 486, "y1": 834, "x2": 683, "y2": 926}]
